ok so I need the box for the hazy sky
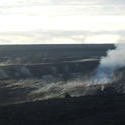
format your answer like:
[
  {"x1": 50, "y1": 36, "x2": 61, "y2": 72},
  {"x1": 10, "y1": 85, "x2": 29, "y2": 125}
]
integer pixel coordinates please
[{"x1": 0, "y1": 0, "x2": 125, "y2": 44}]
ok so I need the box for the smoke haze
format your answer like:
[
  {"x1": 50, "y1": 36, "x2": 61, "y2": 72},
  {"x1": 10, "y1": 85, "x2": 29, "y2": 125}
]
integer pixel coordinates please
[{"x1": 92, "y1": 42, "x2": 125, "y2": 83}]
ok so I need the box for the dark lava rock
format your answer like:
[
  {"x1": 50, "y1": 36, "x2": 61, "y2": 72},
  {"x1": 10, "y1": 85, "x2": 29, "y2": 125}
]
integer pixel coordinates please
[{"x1": 1, "y1": 93, "x2": 125, "y2": 125}]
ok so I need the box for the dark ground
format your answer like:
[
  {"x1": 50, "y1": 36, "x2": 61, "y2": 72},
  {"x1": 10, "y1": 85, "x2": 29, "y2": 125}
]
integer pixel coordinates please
[
  {"x1": 1, "y1": 44, "x2": 124, "y2": 125},
  {"x1": 1, "y1": 94, "x2": 125, "y2": 125}
]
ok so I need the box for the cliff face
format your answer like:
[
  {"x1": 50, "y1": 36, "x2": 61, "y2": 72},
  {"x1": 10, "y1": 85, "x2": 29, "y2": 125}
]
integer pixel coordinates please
[
  {"x1": 0, "y1": 59, "x2": 99, "y2": 80},
  {"x1": 0, "y1": 44, "x2": 114, "y2": 79}
]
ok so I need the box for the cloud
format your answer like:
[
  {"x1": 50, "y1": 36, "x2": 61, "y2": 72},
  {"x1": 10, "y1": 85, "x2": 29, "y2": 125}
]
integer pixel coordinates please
[
  {"x1": 0, "y1": 0, "x2": 124, "y2": 44},
  {"x1": 0, "y1": 30, "x2": 123, "y2": 44},
  {"x1": 0, "y1": 0, "x2": 125, "y2": 16}
]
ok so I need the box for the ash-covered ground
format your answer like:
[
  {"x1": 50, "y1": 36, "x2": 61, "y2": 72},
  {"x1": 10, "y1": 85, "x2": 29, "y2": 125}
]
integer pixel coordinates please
[{"x1": 1, "y1": 44, "x2": 125, "y2": 125}]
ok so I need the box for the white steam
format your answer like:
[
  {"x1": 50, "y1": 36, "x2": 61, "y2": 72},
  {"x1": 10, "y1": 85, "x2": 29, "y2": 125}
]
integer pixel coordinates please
[{"x1": 92, "y1": 42, "x2": 125, "y2": 84}]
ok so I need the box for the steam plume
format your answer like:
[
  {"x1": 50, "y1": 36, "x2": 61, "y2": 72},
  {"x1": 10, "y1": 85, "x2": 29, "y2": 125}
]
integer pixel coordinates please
[{"x1": 92, "y1": 42, "x2": 125, "y2": 83}]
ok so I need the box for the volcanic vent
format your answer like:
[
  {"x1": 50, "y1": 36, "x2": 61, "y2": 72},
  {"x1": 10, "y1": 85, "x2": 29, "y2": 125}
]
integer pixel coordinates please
[{"x1": 90, "y1": 42, "x2": 125, "y2": 95}]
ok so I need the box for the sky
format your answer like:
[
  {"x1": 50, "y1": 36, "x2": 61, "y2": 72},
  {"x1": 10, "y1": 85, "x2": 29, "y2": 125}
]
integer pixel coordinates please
[{"x1": 0, "y1": 0, "x2": 125, "y2": 44}]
